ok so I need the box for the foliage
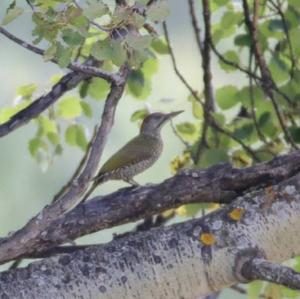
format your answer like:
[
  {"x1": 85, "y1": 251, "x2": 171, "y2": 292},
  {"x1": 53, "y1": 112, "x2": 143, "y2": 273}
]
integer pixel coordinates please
[{"x1": 1, "y1": 0, "x2": 300, "y2": 297}]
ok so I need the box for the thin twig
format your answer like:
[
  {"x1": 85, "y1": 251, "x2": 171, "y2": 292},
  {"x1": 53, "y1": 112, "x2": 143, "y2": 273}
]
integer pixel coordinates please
[
  {"x1": 0, "y1": 26, "x2": 118, "y2": 83},
  {"x1": 210, "y1": 42, "x2": 262, "y2": 81},
  {"x1": 73, "y1": 0, "x2": 110, "y2": 32},
  {"x1": 170, "y1": 120, "x2": 191, "y2": 150},
  {"x1": 188, "y1": 0, "x2": 215, "y2": 164},
  {"x1": 209, "y1": 119, "x2": 260, "y2": 162},
  {"x1": 163, "y1": 21, "x2": 259, "y2": 162},
  {"x1": 242, "y1": 0, "x2": 297, "y2": 149},
  {"x1": 248, "y1": 48, "x2": 270, "y2": 147},
  {"x1": 162, "y1": 22, "x2": 204, "y2": 106},
  {"x1": 188, "y1": 0, "x2": 204, "y2": 56},
  {"x1": 268, "y1": 0, "x2": 296, "y2": 77}
]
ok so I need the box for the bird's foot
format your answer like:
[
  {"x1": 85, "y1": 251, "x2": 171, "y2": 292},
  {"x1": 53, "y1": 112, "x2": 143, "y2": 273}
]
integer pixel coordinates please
[{"x1": 125, "y1": 178, "x2": 140, "y2": 187}]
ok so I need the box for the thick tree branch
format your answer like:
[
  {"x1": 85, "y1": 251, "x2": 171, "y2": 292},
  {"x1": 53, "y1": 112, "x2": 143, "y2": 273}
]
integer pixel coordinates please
[
  {"x1": 5, "y1": 150, "x2": 300, "y2": 260},
  {"x1": 0, "y1": 70, "x2": 89, "y2": 137},
  {"x1": 241, "y1": 258, "x2": 300, "y2": 290},
  {"x1": 1, "y1": 170, "x2": 300, "y2": 298},
  {"x1": 0, "y1": 66, "x2": 130, "y2": 265}
]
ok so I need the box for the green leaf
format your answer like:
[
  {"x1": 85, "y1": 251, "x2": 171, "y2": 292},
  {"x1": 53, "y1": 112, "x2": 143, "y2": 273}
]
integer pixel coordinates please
[
  {"x1": 136, "y1": 0, "x2": 149, "y2": 4},
  {"x1": 84, "y1": 1, "x2": 108, "y2": 19},
  {"x1": 258, "y1": 112, "x2": 271, "y2": 127},
  {"x1": 131, "y1": 109, "x2": 148, "y2": 122},
  {"x1": 127, "y1": 70, "x2": 145, "y2": 98},
  {"x1": 111, "y1": 40, "x2": 127, "y2": 66},
  {"x1": 176, "y1": 122, "x2": 196, "y2": 135},
  {"x1": 269, "y1": 56, "x2": 289, "y2": 83},
  {"x1": 38, "y1": 117, "x2": 58, "y2": 135},
  {"x1": 147, "y1": 1, "x2": 170, "y2": 22},
  {"x1": 91, "y1": 39, "x2": 112, "y2": 60},
  {"x1": 188, "y1": 94, "x2": 203, "y2": 119},
  {"x1": 17, "y1": 84, "x2": 37, "y2": 98},
  {"x1": 151, "y1": 38, "x2": 169, "y2": 55},
  {"x1": 28, "y1": 138, "x2": 47, "y2": 157},
  {"x1": 233, "y1": 123, "x2": 254, "y2": 140},
  {"x1": 247, "y1": 280, "x2": 263, "y2": 299},
  {"x1": 176, "y1": 203, "x2": 204, "y2": 217},
  {"x1": 57, "y1": 96, "x2": 82, "y2": 119},
  {"x1": 126, "y1": 35, "x2": 152, "y2": 50},
  {"x1": 288, "y1": 126, "x2": 300, "y2": 143},
  {"x1": 216, "y1": 85, "x2": 239, "y2": 110},
  {"x1": 198, "y1": 148, "x2": 229, "y2": 168},
  {"x1": 56, "y1": 43, "x2": 72, "y2": 68},
  {"x1": 65, "y1": 124, "x2": 88, "y2": 151},
  {"x1": 127, "y1": 70, "x2": 151, "y2": 99},
  {"x1": 80, "y1": 101, "x2": 93, "y2": 118},
  {"x1": 234, "y1": 34, "x2": 251, "y2": 47},
  {"x1": 282, "y1": 286, "x2": 299, "y2": 299},
  {"x1": 44, "y1": 43, "x2": 57, "y2": 61},
  {"x1": 192, "y1": 100, "x2": 203, "y2": 119},
  {"x1": 0, "y1": 107, "x2": 15, "y2": 124},
  {"x1": 142, "y1": 58, "x2": 159, "y2": 78},
  {"x1": 87, "y1": 78, "x2": 110, "y2": 100},
  {"x1": 220, "y1": 11, "x2": 241, "y2": 29},
  {"x1": 62, "y1": 29, "x2": 84, "y2": 46},
  {"x1": 269, "y1": 19, "x2": 285, "y2": 31},
  {"x1": 127, "y1": 48, "x2": 149, "y2": 68},
  {"x1": 2, "y1": 6, "x2": 23, "y2": 25},
  {"x1": 47, "y1": 132, "x2": 60, "y2": 145},
  {"x1": 264, "y1": 283, "x2": 282, "y2": 299},
  {"x1": 131, "y1": 12, "x2": 146, "y2": 28},
  {"x1": 238, "y1": 86, "x2": 265, "y2": 108},
  {"x1": 219, "y1": 51, "x2": 240, "y2": 72}
]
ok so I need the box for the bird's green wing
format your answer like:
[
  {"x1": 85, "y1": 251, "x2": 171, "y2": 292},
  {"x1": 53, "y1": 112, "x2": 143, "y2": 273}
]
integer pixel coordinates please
[{"x1": 99, "y1": 135, "x2": 156, "y2": 173}]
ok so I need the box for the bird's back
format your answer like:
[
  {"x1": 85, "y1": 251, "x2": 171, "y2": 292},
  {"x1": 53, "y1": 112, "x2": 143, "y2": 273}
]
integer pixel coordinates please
[{"x1": 97, "y1": 134, "x2": 163, "y2": 182}]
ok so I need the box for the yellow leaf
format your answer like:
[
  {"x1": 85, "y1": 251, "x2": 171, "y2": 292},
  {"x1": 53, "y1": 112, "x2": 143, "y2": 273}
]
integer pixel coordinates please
[
  {"x1": 207, "y1": 203, "x2": 220, "y2": 211},
  {"x1": 228, "y1": 207, "x2": 244, "y2": 221},
  {"x1": 200, "y1": 233, "x2": 215, "y2": 246},
  {"x1": 176, "y1": 205, "x2": 187, "y2": 216}
]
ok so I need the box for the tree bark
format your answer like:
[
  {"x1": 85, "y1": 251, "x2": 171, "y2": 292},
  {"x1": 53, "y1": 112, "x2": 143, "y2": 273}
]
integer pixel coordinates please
[{"x1": 1, "y1": 172, "x2": 300, "y2": 298}]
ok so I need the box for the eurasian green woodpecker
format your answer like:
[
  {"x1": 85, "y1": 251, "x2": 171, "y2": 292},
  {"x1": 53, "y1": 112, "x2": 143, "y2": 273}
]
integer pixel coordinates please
[{"x1": 82, "y1": 111, "x2": 183, "y2": 201}]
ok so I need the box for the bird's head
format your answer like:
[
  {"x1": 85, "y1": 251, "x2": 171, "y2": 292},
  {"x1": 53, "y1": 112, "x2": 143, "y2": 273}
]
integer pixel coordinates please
[{"x1": 140, "y1": 111, "x2": 183, "y2": 136}]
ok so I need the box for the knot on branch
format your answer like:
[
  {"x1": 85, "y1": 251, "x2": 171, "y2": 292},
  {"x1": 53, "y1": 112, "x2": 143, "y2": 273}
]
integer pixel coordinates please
[{"x1": 233, "y1": 247, "x2": 266, "y2": 283}]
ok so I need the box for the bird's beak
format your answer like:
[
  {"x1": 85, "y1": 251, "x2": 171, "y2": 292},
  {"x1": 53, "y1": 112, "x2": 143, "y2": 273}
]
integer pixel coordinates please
[
  {"x1": 165, "y1": 110, "x2": 184, "y2": 119},
  {"x1": 158, "y1": 110, "x2": 184, "y2": 128}
]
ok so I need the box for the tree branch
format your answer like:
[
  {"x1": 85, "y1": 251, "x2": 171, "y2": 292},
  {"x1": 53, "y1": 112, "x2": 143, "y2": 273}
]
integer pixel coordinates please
[
  {"x1": 241, "y1": 258, "x2": 300, "y2": 290},
  {"x1": 6, "y1": 150, "x2": 300, "y2": 260},
  {"x1": 188, "y1": 0, "x2": 216, "y2": 164},
  {"x1": 0, "y1": 65, "x2": 130, "y2": 265},
  {"x1": 0, "y1": 26, "x2": 119, "y2": 83},
  {"x1": 162, "y1": 22, "x2": 204, "y2": 106},
  {"x1": 163, "y1": 20, "x2": 259, "y2": 162},
  {"x1": 242, "y1": 0, "x2": 297, "y2": 149},
  {"x1": 1, "y1": 170, "x2": 300, "y2": 298},
  {"x1": 0, "y1": 70, "x2": 89, "y2": 137}
]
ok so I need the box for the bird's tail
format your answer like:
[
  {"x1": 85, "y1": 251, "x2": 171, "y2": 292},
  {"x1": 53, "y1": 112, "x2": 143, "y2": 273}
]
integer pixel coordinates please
[{"x1": 81, "y1": 173, "x2": 107, "y2": 203}]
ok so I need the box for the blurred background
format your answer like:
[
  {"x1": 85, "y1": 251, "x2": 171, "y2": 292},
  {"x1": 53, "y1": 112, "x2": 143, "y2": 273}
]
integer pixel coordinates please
[{"x1": 0, "y1": 1, "x2": 244, "y2": 297}]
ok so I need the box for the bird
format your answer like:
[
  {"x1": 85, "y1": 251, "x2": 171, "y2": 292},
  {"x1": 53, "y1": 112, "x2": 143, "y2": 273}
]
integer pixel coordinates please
[{"x1": 82, "y1": 110, "x2": 183, "y2": 201}]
